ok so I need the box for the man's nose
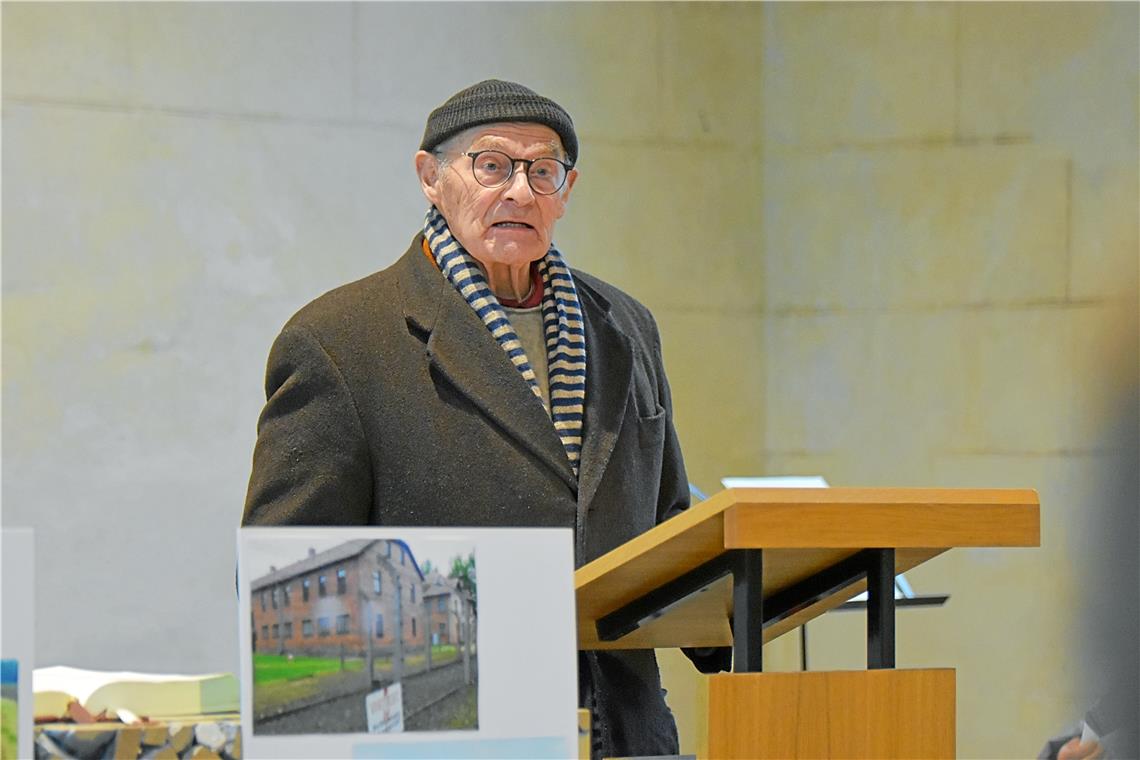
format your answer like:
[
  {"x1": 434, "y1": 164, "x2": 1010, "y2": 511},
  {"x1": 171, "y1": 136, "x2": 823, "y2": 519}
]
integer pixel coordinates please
[{"x1": 501, "y1": 163, "x2": 536, "y2": 204}]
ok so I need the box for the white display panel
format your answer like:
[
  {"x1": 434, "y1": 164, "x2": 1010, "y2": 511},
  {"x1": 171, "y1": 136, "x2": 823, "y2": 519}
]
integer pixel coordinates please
[{"x1": 238, "y1": 527, "x2": 576, "y2": 759}]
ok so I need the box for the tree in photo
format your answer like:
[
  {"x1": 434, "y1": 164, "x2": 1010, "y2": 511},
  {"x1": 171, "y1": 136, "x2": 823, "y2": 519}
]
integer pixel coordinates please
[{"x1": 448, "y1": 553, "x2": 476, "y2": 613}]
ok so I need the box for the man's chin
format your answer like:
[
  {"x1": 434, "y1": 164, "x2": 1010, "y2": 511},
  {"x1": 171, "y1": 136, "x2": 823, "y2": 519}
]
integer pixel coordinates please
[{"x1": 474, "y1": 242, "x2": 546, "y2": 268}]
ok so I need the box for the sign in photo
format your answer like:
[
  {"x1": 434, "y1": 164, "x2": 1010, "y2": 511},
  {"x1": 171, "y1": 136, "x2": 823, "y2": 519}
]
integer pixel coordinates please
[
  {"x1": 365, "y1": 682, "x2": 403, "y2": 733},
  {"x1": 238, "y1": 527, "x2": 576, "y2": 759}
]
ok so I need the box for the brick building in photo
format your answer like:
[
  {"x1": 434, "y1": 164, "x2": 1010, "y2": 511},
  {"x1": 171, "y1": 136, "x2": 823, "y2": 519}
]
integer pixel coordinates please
[
  {"x1": 249, "y1": 539, "x2": 469, "y2": 657},
  {"x1": 422, "y1": 571, "x2": 466, "y2": 646}
]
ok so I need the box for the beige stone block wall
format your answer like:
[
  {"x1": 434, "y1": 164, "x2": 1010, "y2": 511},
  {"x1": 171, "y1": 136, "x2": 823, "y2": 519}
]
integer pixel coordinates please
[
  {"x1": 658, "y1": 3, "x2": 764, "y2": 144},
  {"x1": 560, "y1": 145, "x2": 764, "y2": 313},
  {"x1": 761, "y1": 3, "x2": 1137, "y2": 756},
  {"x1": 765, "y1": 311, "x2": 973, "y2": 484},
  {"x1": 762, "y1": 3, "x2": 957, "y2": 147},
  {"x1": 959, "y1": 4, "x2": 1139, "y2": 302},
  {"x1": 765, "y1": 145, "x2": 1069, "y2": 309},
  {"x1": 358, "y1": 2, "x2": 662, "y2": 142},
  {"x1": 129, "y1": 4, "x2": 357, "y2": 120},
  {"x1": 3, "y1": 2, "x2": 133, "y2": 103},
  {"x1": 654, "y1": 311, "x2": 765, "y2": 495}
]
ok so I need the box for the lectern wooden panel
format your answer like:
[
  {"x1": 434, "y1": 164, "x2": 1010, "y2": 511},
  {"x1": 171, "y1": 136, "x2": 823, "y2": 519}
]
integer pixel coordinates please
[{"x1": 707, "y1": 669, "x2": 955, "y2": 759}]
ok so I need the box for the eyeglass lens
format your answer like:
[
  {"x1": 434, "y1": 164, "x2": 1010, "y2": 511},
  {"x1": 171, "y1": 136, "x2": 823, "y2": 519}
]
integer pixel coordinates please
[{"x1": 469, "y1": 151, "x2": 566, "y2": 195}]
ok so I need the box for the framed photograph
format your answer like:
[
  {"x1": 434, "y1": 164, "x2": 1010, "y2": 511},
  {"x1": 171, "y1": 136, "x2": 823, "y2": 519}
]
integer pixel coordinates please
[{"x1": 238, "y1": 527, "x2": 576, "y2": 758}]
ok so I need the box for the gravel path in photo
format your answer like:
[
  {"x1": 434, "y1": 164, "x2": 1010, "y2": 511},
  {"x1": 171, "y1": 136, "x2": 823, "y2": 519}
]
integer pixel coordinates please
[{"x1": 255, "y1": 657, "x2": 478, "y2": 735}]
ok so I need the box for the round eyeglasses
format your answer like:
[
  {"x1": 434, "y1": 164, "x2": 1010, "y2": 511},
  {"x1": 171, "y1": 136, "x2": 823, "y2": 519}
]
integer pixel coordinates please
[{"x1": 463, "y1": 150, "x2": 573, "y2": 195}]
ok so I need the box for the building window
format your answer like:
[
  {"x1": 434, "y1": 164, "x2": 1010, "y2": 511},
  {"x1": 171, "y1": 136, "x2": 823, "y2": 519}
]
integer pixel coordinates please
[
  {"x1": 336, "y1": 614, "x2": 350, "y2": 634},
  {"x1": 283, "y1": 621, "x2": 292, "y2": 639},
  {"x1": 271, "y1": 587, "x2": 278, "y2": 609},
  {"x1": 375, "y1": 614, "x2": 384, "y2": 638},
  {"x1": 283, "y1": 585, "x2": 290, "y2": 607},
  {"x1": 302, "y1": 578, "x2": 310, "y2": 602},
  {"x1": 318, "y1": 574, "x2": 327, "y2": 597},
  {"x1": 318, "y1": 617, "x2": 330, "y2": 637},
  {"x1": 302, "y1": 619, "x2": 313, "y2": 638},
  {"x1": 272, "y1": 623, "x2": 279, "y2": 639},
  {"x1": 373, "y1": 570, "x2": 382, "y2": 594},
  {"x1": 439, "y1": 623, "x2": 445, "y2": 636},
  {"x1": 261, "y1": 625, "x2": 268, "y2": 641},
  {"x1": 336, "y1": 568, "x2": 347, "y2": 595},
  {"x1": 437, "y1": 598, "x2": 445, "y2": 612},
  {"x1": 260, "y1": 591, "x2": 266, "y2": 611},
  {"x1": 411, "y1": 617, "x2": 416, "y2": 636},
  {"x1": 411, "y1": 586, "x2": 416, "y2": 603},
  {"x1": 400, "y1": 547, "x2": 405, "y2": 566}
]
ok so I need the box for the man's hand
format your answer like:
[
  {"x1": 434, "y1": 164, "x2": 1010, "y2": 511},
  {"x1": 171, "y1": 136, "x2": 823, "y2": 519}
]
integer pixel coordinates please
[{"x1": 1057, "y1": 737, "x2": 1104, "y2": 760}]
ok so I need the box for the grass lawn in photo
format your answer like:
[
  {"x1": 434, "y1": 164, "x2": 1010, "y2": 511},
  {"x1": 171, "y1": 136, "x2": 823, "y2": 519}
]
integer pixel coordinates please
[
  {"x1": 254, "y1": 654, "x2": 364, "y2": 685},
  {"x1": 254, "y1": 655, "x2": 366, "y2": 716},
  {"x1": 1, "y1": 660, "x2": 17, "y2": 760},
  {"x1": 1, "y1": 696, "x2": 16, "y2": 760},
  {"x1": 254, "y1": 647, "x2": 459, "y2": 686}
]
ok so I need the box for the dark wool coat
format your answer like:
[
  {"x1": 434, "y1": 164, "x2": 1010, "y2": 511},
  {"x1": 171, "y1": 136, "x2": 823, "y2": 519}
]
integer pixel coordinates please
[{"x1": 243, "y1": 234, "x2": 725, "y2": 756}]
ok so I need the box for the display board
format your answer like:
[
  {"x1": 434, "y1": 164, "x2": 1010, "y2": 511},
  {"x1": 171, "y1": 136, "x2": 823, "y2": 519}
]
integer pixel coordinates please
[{"x1": 238, "y1": 527, "x2": 576, "y2": 759}]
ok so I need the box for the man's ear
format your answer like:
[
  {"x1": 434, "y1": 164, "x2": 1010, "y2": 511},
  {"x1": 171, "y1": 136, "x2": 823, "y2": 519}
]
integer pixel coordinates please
[
  {"x1": 563, "y1": 168, "x2": 578, "y2": 199},
  {"x1": 414, "y1": 150, "x2": 442, "y2": 206},
  {"x1": 553, "y1": 168, "x2": 578, "y2": 219}
]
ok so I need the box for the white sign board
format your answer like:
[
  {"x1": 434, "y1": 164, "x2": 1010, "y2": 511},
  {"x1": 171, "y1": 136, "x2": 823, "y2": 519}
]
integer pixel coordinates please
[
  {"x1": 238, "y1": 527, "x2": 576, "y2": 759},
  {"x1": 365, "y1": 682, "x2": 404, "y2": 733}
]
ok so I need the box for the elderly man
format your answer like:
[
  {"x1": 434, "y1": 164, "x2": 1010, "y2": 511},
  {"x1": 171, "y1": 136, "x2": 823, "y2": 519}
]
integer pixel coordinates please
[{"x1": 242, "y1": 79, "x2": 727, "y2": 756}]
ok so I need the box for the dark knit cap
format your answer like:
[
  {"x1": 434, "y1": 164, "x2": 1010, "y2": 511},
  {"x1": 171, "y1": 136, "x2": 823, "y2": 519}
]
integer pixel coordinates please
[{"x1": 420, "y1": 79, "x2": 578, "y2": 165}]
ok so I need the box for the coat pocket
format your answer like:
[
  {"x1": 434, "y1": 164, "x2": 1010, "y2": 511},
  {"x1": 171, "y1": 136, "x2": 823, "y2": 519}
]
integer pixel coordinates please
[{"x1": 636, "y1": 404, "x2": 666, "y2": 450}]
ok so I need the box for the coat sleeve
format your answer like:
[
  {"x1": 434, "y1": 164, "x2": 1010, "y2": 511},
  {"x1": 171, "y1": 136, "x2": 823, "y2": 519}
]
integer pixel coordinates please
[
  {"x1": 648, "y1": 317, "x2": 734, "y2": 674},
  {"x1": 242, "y1": 323, "x2": 372, "y2": 526}
]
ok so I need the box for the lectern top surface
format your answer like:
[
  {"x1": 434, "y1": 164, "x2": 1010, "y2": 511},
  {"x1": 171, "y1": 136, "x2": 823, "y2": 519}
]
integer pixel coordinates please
[{"x1": 575, "y1": 487, "x2": 1039, "y2": 650}]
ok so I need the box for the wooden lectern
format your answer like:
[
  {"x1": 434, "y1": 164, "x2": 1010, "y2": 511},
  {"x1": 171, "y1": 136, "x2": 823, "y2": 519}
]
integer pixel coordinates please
[{"x1": 575, "y1": 488, "x2": 1040, "y2": 758}]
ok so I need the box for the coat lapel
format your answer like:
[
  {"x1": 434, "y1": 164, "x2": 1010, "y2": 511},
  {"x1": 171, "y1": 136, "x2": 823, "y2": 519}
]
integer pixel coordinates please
[
  {"x1": 398, "y1": 237, "x2": 577, "y2": 492},
  {"x1": 575, "y1": 281, "x2": 634, "y2": 514}
]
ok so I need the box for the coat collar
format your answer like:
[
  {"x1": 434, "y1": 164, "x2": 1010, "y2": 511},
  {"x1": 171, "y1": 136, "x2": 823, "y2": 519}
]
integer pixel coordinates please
[{"x1": 396, "y1": 234, "x2": 634, "y2": 510}]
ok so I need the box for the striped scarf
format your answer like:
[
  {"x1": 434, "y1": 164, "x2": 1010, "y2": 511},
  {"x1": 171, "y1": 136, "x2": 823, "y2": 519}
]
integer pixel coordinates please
[{"x1": 423, "y1": 207, "x2": 586, "y2": 478}]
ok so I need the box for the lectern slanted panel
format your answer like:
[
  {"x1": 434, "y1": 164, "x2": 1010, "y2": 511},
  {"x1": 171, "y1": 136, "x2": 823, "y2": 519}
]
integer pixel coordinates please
[{"x1": 576, "y1": 488, "x2": 1039, "y2": 650}]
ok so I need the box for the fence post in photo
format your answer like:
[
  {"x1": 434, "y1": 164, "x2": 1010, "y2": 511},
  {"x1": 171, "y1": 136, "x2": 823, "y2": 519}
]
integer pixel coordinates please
[
  {"x1": 423, "y1": 591, "x2": 432, "y2": 672},
  {"x1": 461, "y1": 595, "x2": 471, "y2": 685},
  {"x1": 393, "y1": 574, "x2": 404, "y2": 683},
  {"x1": 364, "y1": 598, "x2": 375, "y2": 685},
  {"x1": 275, "y1": 586, "x2": 286, "y2": 655}
]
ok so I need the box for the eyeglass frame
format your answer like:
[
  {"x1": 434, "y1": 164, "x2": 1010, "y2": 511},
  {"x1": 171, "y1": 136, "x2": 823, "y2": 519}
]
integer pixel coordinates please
[{"x1": 459, "y1": 150, "x2": 575, "y2": 195}]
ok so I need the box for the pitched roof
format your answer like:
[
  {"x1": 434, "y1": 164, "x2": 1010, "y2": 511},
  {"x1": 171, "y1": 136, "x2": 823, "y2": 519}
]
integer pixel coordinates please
[
  {"x1": 250, "y1": 538, "x2": 424, "y2": 590},
  {"x1": 422, "y1": 571, "x2": 461, "y2": 597}
]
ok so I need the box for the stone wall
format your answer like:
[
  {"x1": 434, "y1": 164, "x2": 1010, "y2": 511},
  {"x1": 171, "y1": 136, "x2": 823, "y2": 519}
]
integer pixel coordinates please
[{"x1": 758, "y1": 4, "x2": 1138, "y2": 756}]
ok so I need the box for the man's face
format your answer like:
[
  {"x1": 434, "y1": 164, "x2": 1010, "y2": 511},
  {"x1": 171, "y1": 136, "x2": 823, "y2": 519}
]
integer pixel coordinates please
[{"x1": 417, "y1": 123, "x2": 577, "y2": 271}]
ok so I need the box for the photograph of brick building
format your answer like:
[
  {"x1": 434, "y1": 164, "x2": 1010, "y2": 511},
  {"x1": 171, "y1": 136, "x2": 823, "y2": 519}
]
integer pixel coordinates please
[
  {"x1": 246, "y1": 537, "x2": 478, "y2": 735},
  {"x1": 250, "y1": 539, "x2": 434, "y2": 658}
]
